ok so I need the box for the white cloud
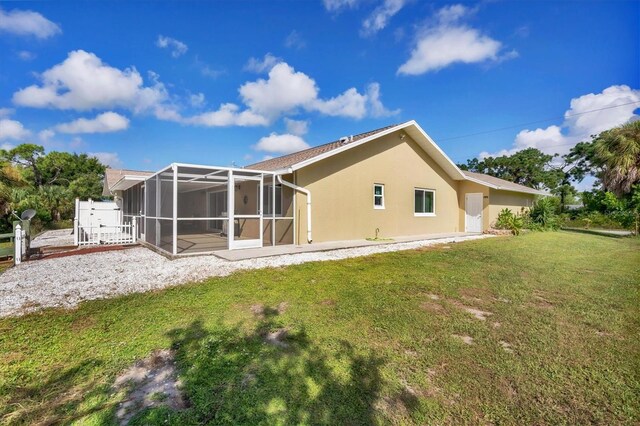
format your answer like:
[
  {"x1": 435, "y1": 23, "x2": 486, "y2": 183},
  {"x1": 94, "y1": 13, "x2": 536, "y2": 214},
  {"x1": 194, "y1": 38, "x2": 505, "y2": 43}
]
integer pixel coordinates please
[
  {"x1": 436, "y1": 4, "x2": 473, "y2": 24},
  {"x1": 89, "y1": 152, "x2": 123, "y2": 168},
  {"x1": 284, "y1": 118, "x2": 308, "y2": 136},
  {"x1": 323, "y1": 0, "x2": 361, "y2": 12},
  {"x1": 366, "y1": 82, "x2": 400, "y2": 117},
  {"x1": 284, "y1": 30, "x2": 306, "y2": 50},
  {"x1": 17, "y1": 50, "x2": 35, "y2": 61},
  {"x1": 156, "y1": 35, "x2": 188, "y2": 58},
  {"x1": 185, "y1": 103, "x2": 269, "y2": 127},
  {"x1": 564, "y1": 85, "x2": 640, "y2": 137},
  {"x1": 313, "y1": 83, "x2": 399, "y2": 119},
  {"x1": 0, "y1": 119, "x2": 31, "y2": 140},
  {"x1": 0, "y1": 6, "x2": 61, "y2": 39},
  {"x1": 255, "y1": 133, "x2": 310, "y2": 154},
  {"x1": 244, "y1": 53, "x2": 282, "y2": 73},
  {"x1": 55, "y1": 112, "x2": 130, "y2": 134},
  {"x1": 240, "y1": 63, "x2": 318, "y2": 119},
  {"x1": 313, "y1": 88, "x2": 367, "y2": 118},
  {"x1": 361, "y1": 0, "x2": 406, "y2": 36},
  {"x1": 239, "y1": 62, "x2": 396, "y2": 121},
  {"x1": 398, "y1": 4, "x2": 515, "y2": 75},
  {"x1": 1, "y1": 143, "x2": 15, "y2": 151},
  {"x1": 13, "y1": 50, "x2": 168, "y2": 113},
  {"x1": 0, "y1": 108, "x2": 14, "y2": 118},
  {"x1": 481, "y1": 85, "x2": 640, "y2": 158},
  {"x1": 189, "y1": 92, "x2": 206, "y2": 108}
]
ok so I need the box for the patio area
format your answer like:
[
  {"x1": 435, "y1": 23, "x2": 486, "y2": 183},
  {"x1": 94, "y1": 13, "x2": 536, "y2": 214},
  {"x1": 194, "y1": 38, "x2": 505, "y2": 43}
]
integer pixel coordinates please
[
  {"x1": 119, "y1": 163, "x2": 296, "y2": 257},
  {"x1": 213, "y1": 232, "x2": 477, "y2": 261}
]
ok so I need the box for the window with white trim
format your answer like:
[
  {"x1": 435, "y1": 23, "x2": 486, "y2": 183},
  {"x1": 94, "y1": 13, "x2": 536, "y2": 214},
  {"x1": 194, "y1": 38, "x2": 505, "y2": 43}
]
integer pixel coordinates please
[
  {"x1": 373, "y1": 184, "x2": 385, "y2": 209},
  {"x1": 414, "y1": 188, "x2": 435, "y2": 216},
  {"x1": 263, "y1": 184, "x2": 282, "y2": 216}
]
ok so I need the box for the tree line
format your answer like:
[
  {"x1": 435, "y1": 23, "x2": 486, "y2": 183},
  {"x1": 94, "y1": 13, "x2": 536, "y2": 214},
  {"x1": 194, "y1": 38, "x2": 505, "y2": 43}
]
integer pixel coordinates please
[
  {"x1": 458, "y1": 121, "x2": 640, "y2": 232},
  {"x1": 0, "y1": 144, "x2": 106, "y2": 232}
]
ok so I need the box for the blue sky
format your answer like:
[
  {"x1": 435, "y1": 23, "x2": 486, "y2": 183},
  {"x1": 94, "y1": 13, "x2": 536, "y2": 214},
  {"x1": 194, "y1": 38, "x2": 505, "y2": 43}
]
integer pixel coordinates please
[{"x1": 0, "y1": 0, "x2": 638, "y2": 175}]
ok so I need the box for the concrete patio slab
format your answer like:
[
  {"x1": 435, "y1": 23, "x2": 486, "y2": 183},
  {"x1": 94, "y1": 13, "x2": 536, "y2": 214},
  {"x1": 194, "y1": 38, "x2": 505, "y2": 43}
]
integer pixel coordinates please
[{"x1": 214, "y1": 232, "x2": 479, "y2": 261}]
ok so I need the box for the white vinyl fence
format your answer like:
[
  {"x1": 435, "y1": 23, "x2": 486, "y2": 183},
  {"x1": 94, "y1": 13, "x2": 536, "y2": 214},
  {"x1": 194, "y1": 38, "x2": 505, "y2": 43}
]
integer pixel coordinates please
[{"x1": 74, "y1": 198, "x2": 137, "y2": 246}]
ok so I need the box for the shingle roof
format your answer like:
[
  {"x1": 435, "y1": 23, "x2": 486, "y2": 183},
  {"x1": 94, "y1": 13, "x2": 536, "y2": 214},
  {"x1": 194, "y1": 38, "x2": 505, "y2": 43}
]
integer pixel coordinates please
[
  {"x1": 102, "y1": 168, "x2": 154, "y2": 196},
  {"x1": 247, "y1": 123, "x2": 400, "y2": 171},
  {"x1": 462, "y1": 170, "x2": 548, "y2": 196}
]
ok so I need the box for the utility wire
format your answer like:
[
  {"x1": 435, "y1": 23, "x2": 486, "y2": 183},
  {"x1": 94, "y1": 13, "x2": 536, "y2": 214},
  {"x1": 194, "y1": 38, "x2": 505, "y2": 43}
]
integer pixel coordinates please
[{"x1": 439, "y1": 100, "x2": 640, "y2": 142}]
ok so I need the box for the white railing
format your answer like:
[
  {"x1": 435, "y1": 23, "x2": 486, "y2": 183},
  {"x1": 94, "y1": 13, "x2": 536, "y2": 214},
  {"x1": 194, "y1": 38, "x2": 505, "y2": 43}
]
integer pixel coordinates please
[{"x1": 76, "y1": 219, "x2": 136, "y2": 246}]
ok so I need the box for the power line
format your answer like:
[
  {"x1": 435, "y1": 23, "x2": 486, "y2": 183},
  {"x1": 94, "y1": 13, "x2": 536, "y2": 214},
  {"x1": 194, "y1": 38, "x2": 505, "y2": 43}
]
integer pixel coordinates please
[{"x1": 439, "y1": 100, "x2": 640, "y2": 142}]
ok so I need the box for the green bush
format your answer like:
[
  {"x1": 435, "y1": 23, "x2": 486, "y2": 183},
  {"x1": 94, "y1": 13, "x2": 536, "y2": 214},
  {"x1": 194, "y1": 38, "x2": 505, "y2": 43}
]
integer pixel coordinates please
[
  {"x1": 495, "y1": 208, "x2": 524, "y2": 235},
  {"x1": 527, "y1": 197, "x2": 560, "y2": 231},
  {"x1": 564, "y1": 211, "x2": 633, "y2": 230}
]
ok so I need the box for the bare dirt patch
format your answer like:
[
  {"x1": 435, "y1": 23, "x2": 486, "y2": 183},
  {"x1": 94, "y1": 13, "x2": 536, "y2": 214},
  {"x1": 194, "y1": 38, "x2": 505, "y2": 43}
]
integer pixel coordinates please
[
  {"x1": 264, "y1": 327, "x2": 290, "y2": 348},
  {"x1": 277, "y1": 301, "x2": 289, "y2": 314},
  {"x1": 451, "y1": 334, "x2": 474, "y2": 345},
  {"x1": 319, "y1": 299, "x2": 336, "y2": 306},
  {"x1": 70, "y1": 316, "x2": 96, "y2": 332},
  {"x1": 450, "y1": 301, "x2": 493, "y2": 321},
  {"x1": 420, "y1": 301, "x2": 444, "y2": 314},
  {"x1": 499, "y1": 341, "x2": 514, "y2": 353},
  {"x1": 113, "y1": 349, "x2": 185, "y2": 425},
  {"x1": 250, "y1": 304, "x2": 265, "y2": 317}
]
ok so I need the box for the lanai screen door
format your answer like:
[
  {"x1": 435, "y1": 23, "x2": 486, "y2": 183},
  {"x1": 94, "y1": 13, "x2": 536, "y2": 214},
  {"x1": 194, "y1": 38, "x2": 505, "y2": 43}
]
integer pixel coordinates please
[{"x1": 229, "y1": 174, "x2": 263, "y2": 250}]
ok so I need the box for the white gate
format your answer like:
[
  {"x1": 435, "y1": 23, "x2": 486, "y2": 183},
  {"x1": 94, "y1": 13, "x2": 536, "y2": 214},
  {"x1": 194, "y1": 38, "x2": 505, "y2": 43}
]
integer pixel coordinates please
[{"x1": 74, "y1": 198, "x2": 136, "y2": 246}]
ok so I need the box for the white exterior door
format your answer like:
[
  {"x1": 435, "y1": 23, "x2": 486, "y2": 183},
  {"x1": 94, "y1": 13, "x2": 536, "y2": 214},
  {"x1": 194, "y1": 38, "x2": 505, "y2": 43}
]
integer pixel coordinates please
[{"x1": 465, "y1": 193, "x2": 483, "y2": 233}]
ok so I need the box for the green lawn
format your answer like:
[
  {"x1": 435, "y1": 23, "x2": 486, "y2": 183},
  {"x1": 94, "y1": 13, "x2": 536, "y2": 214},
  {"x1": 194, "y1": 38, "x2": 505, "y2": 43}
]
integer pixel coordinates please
[{"x1": 1, "y1": 232, "x2": 639, "y2": 425}]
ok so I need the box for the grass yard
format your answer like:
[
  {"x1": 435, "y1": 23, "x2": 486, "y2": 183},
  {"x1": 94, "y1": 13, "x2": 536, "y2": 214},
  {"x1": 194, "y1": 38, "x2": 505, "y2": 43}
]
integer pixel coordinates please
[{"x1": 0, "y1": 232, "x2": 638, "y2": 425}]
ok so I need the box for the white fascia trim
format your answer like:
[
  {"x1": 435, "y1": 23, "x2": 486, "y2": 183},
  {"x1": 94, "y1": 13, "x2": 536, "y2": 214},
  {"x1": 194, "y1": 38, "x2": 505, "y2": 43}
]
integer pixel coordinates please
[
  {"x1": 110, "y1": 175, "x2": 151, "y2": 191},
  {"x1": 408, "y1": 120, "x2": 467, "y2": 180},
  {"x1": 463, "y1": 175, "x2": 548, "y2": 196},
  {"x1": 463, "y1": 175, "x2": 500, "y2": 189}
]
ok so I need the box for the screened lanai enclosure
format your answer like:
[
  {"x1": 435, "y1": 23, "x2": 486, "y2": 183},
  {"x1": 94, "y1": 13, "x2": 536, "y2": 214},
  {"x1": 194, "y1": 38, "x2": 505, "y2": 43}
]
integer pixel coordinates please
[{"x1": 121, "y1": 164, "x2": 294, "y2": 256}]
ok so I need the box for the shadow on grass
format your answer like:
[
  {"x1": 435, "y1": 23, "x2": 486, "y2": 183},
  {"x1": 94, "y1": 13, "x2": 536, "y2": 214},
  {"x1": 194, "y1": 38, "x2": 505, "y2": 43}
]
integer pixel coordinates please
[{"x1": 130, "y1": 308, "x2": 388, "y2": 425}]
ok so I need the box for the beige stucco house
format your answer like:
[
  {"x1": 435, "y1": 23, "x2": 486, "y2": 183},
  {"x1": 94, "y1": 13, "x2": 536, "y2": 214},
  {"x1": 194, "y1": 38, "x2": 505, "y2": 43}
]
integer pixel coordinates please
[{"x1": 103, "y1": 121, "x2": 545, "y2": 256}]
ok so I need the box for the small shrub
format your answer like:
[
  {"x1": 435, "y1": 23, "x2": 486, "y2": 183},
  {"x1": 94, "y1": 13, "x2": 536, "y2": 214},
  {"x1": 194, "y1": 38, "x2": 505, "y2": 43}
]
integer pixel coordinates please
[
  {"x1": 526, "y1": 198, "x2": 560, "y2": 231},
  {"x1": 495, "y1": 208, "x2": 524, "y2": 235}
]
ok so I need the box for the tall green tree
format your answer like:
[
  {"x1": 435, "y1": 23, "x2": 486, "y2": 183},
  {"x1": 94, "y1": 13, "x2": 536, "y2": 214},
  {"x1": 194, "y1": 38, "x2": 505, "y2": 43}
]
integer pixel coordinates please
[
  {"x1": 0, "y1": 144, "x2": 108, "y2": 231},
  {"x1": 5, "y1": 144, "x2": 45, "y2": 188},
  {"x1": 458, "y1": 148, "x2": 562, "y2": 190},
  {"x1": 593, "y1": 120, "x2": 640, "y2": 196}
]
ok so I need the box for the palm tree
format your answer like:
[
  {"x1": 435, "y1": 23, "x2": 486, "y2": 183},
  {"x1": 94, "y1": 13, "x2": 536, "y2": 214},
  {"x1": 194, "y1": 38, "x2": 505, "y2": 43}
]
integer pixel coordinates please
[{"x1": 594, "y1": 120, "x2": 640, "y2": 196}]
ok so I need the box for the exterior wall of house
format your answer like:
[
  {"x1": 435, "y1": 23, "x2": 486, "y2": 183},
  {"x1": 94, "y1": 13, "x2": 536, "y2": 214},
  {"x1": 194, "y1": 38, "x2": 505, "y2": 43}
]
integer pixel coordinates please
[
  {"x1": 457, "y1": 180, "x2": 490, "y2": 232},
  {"x1": 292, "y1": 130, "x2": 460, "y2": 243},
  {"x1": 488, "y1": 189, "x2": 535, "y2": 227}
]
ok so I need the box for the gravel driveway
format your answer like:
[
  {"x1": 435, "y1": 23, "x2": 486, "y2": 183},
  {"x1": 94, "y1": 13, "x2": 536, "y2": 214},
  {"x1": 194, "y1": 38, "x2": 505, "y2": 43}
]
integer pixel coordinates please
[{"x1": 0, "y1": 234, "x2": 489, "y2": 317}]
